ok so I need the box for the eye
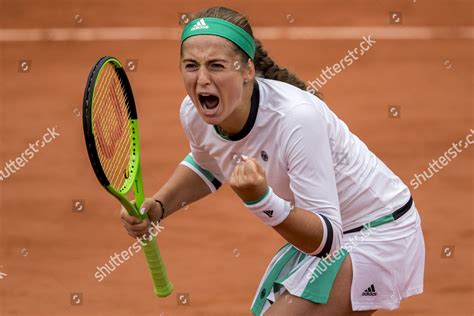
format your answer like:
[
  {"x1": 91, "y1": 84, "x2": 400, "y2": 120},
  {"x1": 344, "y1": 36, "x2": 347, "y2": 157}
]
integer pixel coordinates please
[
  {"x1": 184, "y1": 63, "x2": 198, "y2": 70},
  {"x1": 210, "y1": 63, "x2": 224, "y2": 70}
]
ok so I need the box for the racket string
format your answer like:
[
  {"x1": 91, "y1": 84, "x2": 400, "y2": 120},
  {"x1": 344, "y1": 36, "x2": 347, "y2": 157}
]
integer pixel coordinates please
[
  {"x1": 104, "y1": 81, "x2": 132, "y2": 186},
  {"x1": 94, "y1": 66, "x2": 120, "y2": 154},
  {"x1": 94, "y1": 66, "x2": 121, "y2": 158}
]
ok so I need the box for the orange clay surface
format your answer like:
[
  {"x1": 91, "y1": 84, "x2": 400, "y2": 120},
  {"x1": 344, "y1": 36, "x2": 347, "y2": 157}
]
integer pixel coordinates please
[{"x1": 0, "y1": 1, "x2": 472, "y2": 315}]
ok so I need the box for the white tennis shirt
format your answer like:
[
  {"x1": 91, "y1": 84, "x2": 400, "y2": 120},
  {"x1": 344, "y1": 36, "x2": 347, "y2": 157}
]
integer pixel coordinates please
[{"x1": 180, "y1": 78, "x2": 411, "y2": 254}]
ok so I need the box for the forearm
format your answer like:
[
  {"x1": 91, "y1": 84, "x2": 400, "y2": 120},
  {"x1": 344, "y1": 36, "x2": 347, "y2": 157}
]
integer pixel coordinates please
[
  {"x1": 152, "y1": 164, "x2": 212, "y2": 220},
  {"x1": 229, "y1": 156, "x2": 339, "y2": 256},
  {"x1": 273, "y1": 207, "x2": 324, "y2": 253}
]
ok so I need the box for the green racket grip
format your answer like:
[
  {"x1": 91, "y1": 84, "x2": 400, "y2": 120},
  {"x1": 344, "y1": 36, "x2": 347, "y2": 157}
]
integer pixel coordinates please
[
  {"x1": 129, "y1": 200, "x2": 173, "y2": 297},
  {"x1": 142, "y1": 236, "x2": 173, "y2": 297},
  {"x1": 131, "y1": 160, "x2": 172, "y2": 296}
]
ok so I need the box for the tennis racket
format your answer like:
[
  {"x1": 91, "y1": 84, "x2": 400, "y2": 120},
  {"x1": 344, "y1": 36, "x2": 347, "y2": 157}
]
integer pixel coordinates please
[{"x1": 82, "y1": 56, "x2": 173, "y2": 297}]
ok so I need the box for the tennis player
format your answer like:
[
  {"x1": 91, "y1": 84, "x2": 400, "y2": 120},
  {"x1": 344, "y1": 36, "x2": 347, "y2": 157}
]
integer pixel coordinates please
[{"x1": 120, "y1": 6, "x2": 425, "y2": 315}]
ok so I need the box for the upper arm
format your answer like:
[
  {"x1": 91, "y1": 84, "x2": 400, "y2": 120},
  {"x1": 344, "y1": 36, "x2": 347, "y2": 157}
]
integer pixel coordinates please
[
  {"x1": 179, "y1": 102, "x2": 224, "y2": 192},
  {"x1": 180, "y1": 153, "x2": 222, "y2": 192}
]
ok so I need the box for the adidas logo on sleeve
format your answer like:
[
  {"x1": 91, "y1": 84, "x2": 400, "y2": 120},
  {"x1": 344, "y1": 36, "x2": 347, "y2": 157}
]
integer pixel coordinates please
[
  {"x1": 191, "y1": 18, "x2": 209, "y2": 31},
  {"x1": 362, "y1": 284, "x2": 377, "y2": 296},
  {"x1": 262, "y1": 210, "x2": 274, "y2": 218}
]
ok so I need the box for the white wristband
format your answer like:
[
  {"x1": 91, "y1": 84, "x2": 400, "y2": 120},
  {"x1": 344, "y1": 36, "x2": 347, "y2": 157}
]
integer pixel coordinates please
[{"x1": 244, "y1": 187, "x2": 292, "y2": 226}]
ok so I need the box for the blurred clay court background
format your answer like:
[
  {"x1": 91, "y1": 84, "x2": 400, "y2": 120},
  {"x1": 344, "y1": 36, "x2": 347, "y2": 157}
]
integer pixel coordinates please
[{"x1": 0, "y1": 0, "x2": 472, "y2": 315}]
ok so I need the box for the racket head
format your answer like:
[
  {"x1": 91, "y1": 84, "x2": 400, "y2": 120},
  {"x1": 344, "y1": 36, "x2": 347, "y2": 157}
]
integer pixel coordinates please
[{"x1": 82, "y1": 56, "x2": 141, "y2": 203}]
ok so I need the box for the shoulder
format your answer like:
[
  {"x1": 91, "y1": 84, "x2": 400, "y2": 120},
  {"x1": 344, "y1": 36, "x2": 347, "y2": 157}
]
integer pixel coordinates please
[
  {"x1": 256, "y1": 78, "x2": 330, "y2": 125},
  {"x1": 179, "y1": 95, "x2": 194, "y2": 122},
  {"x1": 179, "y1": 95, "x2": 203, "y2": 130},
  {"x1": 179, "y1": 95, "x2": 209, "y2": 145}
]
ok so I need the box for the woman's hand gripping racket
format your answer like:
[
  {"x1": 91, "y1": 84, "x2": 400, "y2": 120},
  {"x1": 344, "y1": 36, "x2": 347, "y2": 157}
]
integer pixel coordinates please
[{"x1": 82, "y1": 56, "x2": 173, "y2": 297}]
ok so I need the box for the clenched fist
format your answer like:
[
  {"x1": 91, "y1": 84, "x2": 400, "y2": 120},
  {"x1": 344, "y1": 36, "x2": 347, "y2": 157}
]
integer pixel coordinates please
[{"x1": 229, "y1": 155, "x2": 268, "y2": 202}]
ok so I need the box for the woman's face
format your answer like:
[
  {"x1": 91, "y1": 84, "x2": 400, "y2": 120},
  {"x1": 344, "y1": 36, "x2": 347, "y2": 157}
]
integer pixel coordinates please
[{"x1": 180, "y1": 35, "x2": 254, "y2": 127}]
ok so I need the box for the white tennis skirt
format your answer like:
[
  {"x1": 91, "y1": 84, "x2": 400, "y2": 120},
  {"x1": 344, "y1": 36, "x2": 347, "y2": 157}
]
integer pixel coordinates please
[{"x1": 251, "y1": 203, "x2": 425, "y2": 315}]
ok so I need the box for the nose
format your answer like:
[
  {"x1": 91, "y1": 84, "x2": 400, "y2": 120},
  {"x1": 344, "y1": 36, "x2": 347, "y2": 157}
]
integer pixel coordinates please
[{"x1": 197, "y1": 67, "x2": 211, "y2": 86}]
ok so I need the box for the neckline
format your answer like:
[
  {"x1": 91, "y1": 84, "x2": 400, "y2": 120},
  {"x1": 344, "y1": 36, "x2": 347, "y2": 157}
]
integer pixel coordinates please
[{"x1": 213, "y1": 81, "x2": 260, "y2": 141}]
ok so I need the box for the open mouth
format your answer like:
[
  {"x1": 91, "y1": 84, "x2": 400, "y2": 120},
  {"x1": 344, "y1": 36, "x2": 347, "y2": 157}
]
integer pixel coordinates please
[{"x1": 198, "y1": 93, "x2": 220, "y2": 115}]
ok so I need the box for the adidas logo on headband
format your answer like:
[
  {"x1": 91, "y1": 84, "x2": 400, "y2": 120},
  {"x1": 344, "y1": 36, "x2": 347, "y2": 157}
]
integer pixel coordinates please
[{"x1": 191, "y1": 18, "x2": 209, "y2": 31}]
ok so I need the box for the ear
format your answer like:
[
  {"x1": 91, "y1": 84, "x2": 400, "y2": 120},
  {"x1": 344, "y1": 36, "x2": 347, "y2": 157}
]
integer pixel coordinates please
[{"x1": 243, "y1": 58, "x2": 255, "y2": 83}]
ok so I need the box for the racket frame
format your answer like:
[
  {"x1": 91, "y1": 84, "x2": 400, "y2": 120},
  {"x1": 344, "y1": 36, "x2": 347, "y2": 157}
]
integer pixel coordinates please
[
  {"x1": 83, "y1": 56, "x2": 143, "y2": 218},
  {"x1": 82, "y1": 56, "x2": 172, "y2": 296}
]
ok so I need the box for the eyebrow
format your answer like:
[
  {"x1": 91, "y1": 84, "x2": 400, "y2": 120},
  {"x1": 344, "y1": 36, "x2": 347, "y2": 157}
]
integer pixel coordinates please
[{"x1": 182, "y1": 58, "x2": 228, "y2": 63}]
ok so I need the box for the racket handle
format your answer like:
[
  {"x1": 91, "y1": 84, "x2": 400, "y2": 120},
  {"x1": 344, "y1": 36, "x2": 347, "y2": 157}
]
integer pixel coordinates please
[{"x1": 142, "y1": 236, "x2": 173, "y2": 297}]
